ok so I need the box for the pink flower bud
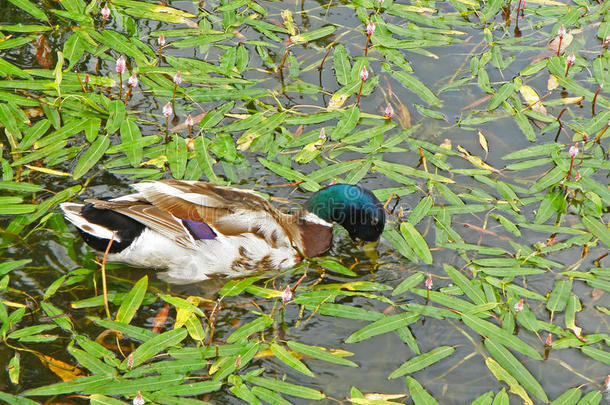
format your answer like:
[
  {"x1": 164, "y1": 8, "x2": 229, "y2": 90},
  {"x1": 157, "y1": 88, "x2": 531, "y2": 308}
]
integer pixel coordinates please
[
  {"x1": 366, "y1": 21, "x2": 376, "y2": 37},
  {"x1": 319, "y1": 127, "x2": 326, "y2": 140},
  {"x1": 128, "y1": 72, "x2": 138, "y2": 87},
  {"x1": 158, "y1": 33, "x2": 166, "y2": 47},
  {"x1": 281, "y1": 286, "x2": 293, "y2": 303},
  {"x1": 557, "y1": 25, "x2": 566, "y2": 38},
  {"x1": 583, "y1": 133, "x2": 588, "y2": 142},
  {"x1": 116, "y1": 56, "x2": 126, "y2": 74},
  {"x1": 235, "y1": 354, "x2": 241, "y2": 368},
  {"x1": 101, "y1": 4, "x2": 110, "y2": 19},
  {"x1": 566, "y1": 53, "x2": 575, "y2": 65},
  {"x1": 604, "y1": 375, "x2": 610, "y2": 392},
  {"x1": 514, "y1": 298, "x2": 524, "y2": 312},
  {"x1": 127, "y1": 353, "x2": 134, "y2": 368},
  {"x1": 185, "y1": 114, "x2": 194, "y2": 127},
  {"x1": 360, "y1": 66, "x2": 369, "y2": 81},
  {"x1": 84, "y1": 74, "x2": 90, "y2": 84},
  {"x1": 133, "y1": 391, "x2": 144, "y2": 405},
  {"x1": 605, "y1": 36, "x2": 610, "y2": 47},
  {"x1": 425, "y1": 274, "x2": 433, "y2": 290},
  {"x1": 329, "y1": 179, "x2": 337, "y2": 185},
  {"x1": 384, "y1": 103, "x2": 394, "y2": 119},
  {"x1": 569, "y1": 144, "x2": 578, "y2": 158},
  {"x1": 163, "y1": 102, "x2": 172, "y2": 118},
  {"x1": 173, "y1": 71, "x2": 182, "y2": 85},
  {"x1": 574, "y1": 170, "x2": 581, "y2": 181},
  {"x1": 545, "y1": 333, "x2": 552, "y2": 346}
]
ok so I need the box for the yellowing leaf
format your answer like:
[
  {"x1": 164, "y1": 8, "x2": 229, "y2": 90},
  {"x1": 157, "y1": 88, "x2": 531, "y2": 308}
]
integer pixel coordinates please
[
  {"x1": 328, "y1": 93, "x2": 349, "y2": 110},
  {"x1": 25, "y1": 165, "x2": 71, "y2": 176},
  {"x1": 478, "y1": 131, "x2": 489, "y2": 157},
  {"x1": 561, "y1": 96, "x2": 584, "y2": 104},
  {"x1": 141, "y1": 156, "x2": 168, "y2": 168},
  {"x1": 519, "y1": 85, "x2": 547, "y2": 114},
  {"x1": 547, "y1": 74, "x2": 559, "y2": 91},
  {"x1": 364, "y1": 393, "x2": 406, "y2": 400},
  {"x1": 457, "y1": 145, "x2": 500, "y2": 173}
]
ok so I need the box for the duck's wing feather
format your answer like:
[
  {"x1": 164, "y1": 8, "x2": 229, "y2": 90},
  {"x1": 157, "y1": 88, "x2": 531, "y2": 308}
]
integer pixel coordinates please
[
  {"x1": 85, "y1": 198, "x2": 197, "y2": 248},
  {"x1": 136, "y1": 181, "x2": 300, "y2": 248},
  {"x1": 89, "y1": 180, "x2": 300, "y2": 249}
]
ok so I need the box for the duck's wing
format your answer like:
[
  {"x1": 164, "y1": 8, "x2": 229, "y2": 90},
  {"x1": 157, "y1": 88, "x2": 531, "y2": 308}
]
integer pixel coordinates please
[
  {"x1": 84, "y1": 198, "x2": 200, "y2": 248},
  {"x1": 98, "y1": 180, "x2": 299, "y2": 249}
]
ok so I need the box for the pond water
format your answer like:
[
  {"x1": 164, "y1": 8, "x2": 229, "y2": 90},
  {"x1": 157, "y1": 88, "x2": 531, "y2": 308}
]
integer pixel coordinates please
[{"x1": 0, "y1": 0, "x2": 609, "y2": 404}]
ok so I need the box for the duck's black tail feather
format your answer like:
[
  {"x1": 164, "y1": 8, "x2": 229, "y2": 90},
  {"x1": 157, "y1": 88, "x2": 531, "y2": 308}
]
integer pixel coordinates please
[{"x1": 60, "y1": 203, "x2": 145, "y2": 253}]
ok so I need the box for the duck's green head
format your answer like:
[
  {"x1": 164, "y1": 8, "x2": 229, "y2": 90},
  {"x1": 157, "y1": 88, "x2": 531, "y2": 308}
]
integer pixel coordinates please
[{"x1": 306, "y1": 184, "x2": 385, "y2": 242}]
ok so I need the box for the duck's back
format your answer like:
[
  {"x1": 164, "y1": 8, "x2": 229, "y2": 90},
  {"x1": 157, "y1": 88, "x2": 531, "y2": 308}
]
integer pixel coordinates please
[{"x1": 61, "y1": 180, "x2": 309, "y2": 281}]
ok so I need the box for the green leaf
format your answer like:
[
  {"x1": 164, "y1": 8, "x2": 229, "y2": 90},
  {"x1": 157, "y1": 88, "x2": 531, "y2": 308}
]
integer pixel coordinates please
[
  {"x1": 580, "y1": 346, "x2": 610, "y2": 365},
  {"x1": 67, "y1": 347, "x2": 117, "y2": 377},
  {"x1": 73, "y1": 136, "x2": 110, "y2": 179},
  {"x1": 487, "y1": 82, "x2": 514, "y2": 110},
  {"x1": 582, "y1": 216, "x2": 610, "y2": 249},
  {"x1": 227, "y1": 315, "x2": 273, "y2": 343},
  {"x1": 318, "y1": 259, "x2": 357, "y2": 277},
  {"x1": 245, "y1": 376, "x2": 326, "y2": 400},
  {"x1": 389, "y1": 346, "x2": 454, "y2": 379},
  {"x1": 167, "y1": 134, "x2": 187, "y2": 179},
  {"x1": 546, "y1": 279, "x2": 572, "y2": 314},
  {"x1": 7, "y1": 0, "x2": 49, "y2": 22},
  {"x1": 405, "y1": 376, "x2": 439, "y2": 405},
  {"x1": 333, "y1": 45, "x2": 351, "y2": 86},
  {"x1": 120, "y1": 120, "x2": 143, "y2": 167},
  {"x1": 444, "y1": 264, "x2": 486, "y2": 305},
  {"x1": 485, "y1": 358, "x2": 532, "y2": 405},
  {"x1": 290, "y1": 25, "x2": 336, "y2": 43},
  {"x1": 390, "y1": 70, "x2": 441, "y2": 107},
  {"x1": 461, "y1": 314, "x2": 542, "y2": 360},
  {"x1": 24, "y1": 375, "x2": 113, "y2": 396},
  {"x1": 120, "y1": 328, "x2": 188, "y2": 369},
  {"x1": 400, "y1": 222, "x2": 433, "y2": 264},
  {"x1": 345, "y1": 312, "x2": 419, "y2": 343},
  {"x1": 106, "y1": 100, "x2": 126, "y2": 134},
  {"x1": 549, "y1": 388, "x2": 582, "y2": 405},
  {"x1": 270, "y1": 343, "x2": 315, "y2": 377},
  {"x1": 484, "y1": 339, "x2": 548, "y2": 402},
  {"x1": 116, "y1": 276, "x2": 148, "y2": 324},
  {"x1": 392, "y1": 272, "x2": 425, "y2": 296}
]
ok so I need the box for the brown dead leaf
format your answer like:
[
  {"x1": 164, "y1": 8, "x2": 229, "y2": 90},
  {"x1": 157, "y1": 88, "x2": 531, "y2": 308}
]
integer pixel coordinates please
[
  {"x1": 293, "y1": 124, "x2": 305, "y2": 138},
  {"x1": 34, "y1": 34, "x2": 52, "y2": 68},
  {"x1": 591, "y1": 288, "x2": 604, "y2": 301},
  {"x1": 170, "y1": 111, "x2": 207, "y2": 132},
  {"x1": 24, "y1": 107, "x2": 44, "y2": 119},
  {"x1": 36, "y1": 354, "x2": 83, "y2": 382},
  {"x1": 462, "y1": 94, "x2": 492, "y2": 110},
  {"x1": 548, "y1": 32, "x2": 573, "y2": 53},
  {"x1": 152, "y1": 303, "x2": 170, "y2": 332},
  {"x1": 397, "y1": 103, "x2": 411, "y2": 129}
]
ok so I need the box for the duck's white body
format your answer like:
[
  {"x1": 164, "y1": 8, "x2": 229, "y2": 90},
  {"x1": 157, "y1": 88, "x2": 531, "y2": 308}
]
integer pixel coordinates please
[
  {"x1": 60, "y1": 180, "x2": 333, "y2": 282},
  {"x1": 108, "y1": 228, "x2": 300, "y2": 281}
]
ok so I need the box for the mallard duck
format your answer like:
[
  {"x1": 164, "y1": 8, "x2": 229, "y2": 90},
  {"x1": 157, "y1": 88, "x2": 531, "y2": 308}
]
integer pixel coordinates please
[{"x1": 60, "y1": 180, "x2": 385, "y2": 281}]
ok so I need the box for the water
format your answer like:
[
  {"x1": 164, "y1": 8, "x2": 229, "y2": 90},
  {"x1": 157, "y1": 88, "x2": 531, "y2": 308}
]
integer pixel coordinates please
[{"x1": 1, "y1": 0, "x2": 609, "y2": 403}]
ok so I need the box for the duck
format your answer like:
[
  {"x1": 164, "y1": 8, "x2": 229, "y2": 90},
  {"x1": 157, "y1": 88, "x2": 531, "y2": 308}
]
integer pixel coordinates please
[{"x1": 60, "y1": 180, "x2": 385, "y2": 282}]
